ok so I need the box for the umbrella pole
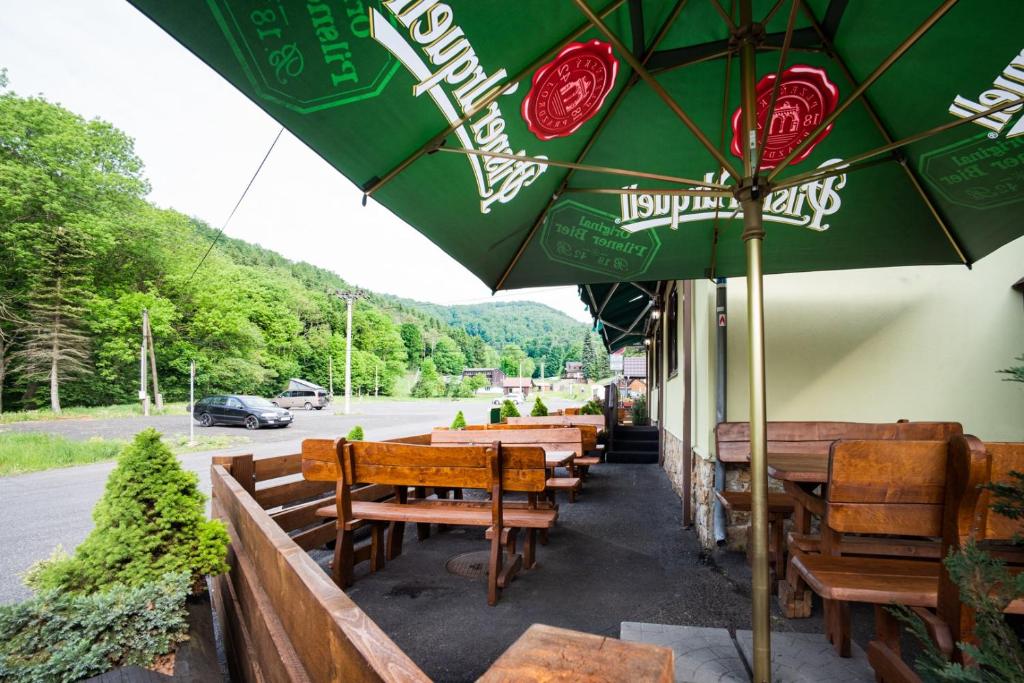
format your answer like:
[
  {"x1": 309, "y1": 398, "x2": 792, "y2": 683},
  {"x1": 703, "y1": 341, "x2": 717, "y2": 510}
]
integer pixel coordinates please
[
  {"x1": 738, "y1": 1, "x2": 771, "y2": 680},
  {"x1": 742, "y1": 199, "x2": 771, "y2": 682}
]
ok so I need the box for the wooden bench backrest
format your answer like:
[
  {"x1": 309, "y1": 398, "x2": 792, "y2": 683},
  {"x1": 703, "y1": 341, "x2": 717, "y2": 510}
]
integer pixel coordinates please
[
  {"x1": 715, "y1": 421, "x2": 963, "y2": 463},
  {"x1": 507, "y1": 415, "x2": 605, "y2": 428},
  {"x1": 303, "y1": 439, "x2": 547, "y2": 493},
  {"x1": 433, "y1": 427, "x2": 584, "y2": 458},
  {"x1": 466, "y1": 423, "x2": 598, "y2": 452},
  {"x1": 825, "y1": 440, "x2": 950, "y2": 536}
]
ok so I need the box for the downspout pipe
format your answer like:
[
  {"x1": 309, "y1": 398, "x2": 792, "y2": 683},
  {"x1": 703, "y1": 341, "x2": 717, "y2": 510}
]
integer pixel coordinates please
[{"x1": 713, "y1": 277, "x2": 728, "y2": 545}]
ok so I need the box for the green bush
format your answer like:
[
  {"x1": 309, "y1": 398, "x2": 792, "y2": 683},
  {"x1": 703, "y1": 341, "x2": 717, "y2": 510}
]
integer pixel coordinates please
[
  {"x1": 632, "y1": 395, "x2": 649, "y2": 425},
  {"x1": 25, "y1": 429, "x2": 228, "y2": 594},
  {"x1": 999, "y1": 354, "x2": 1024, "y2": 384},
  {"x1": 499, "y1": 399, "x2": 520, "y2": 420},
  {"x1": 451, "y1": 411, "x2": 467, "y2": 430},
  {"x1": 347, "y1": 425, "x2": 365, "y2": 441},
  {"x1": 579, "y1": 398, "x2": 604, "y2": 415},
  {"x1": 0, "y1": 572, "x2": 190, "y2": 682},
  {"x1": 531, "y1": 396, "x2": 548, "y2": 417},
  {"x1": 411, "y1": 359, "x2": 445, "y2": 398}
]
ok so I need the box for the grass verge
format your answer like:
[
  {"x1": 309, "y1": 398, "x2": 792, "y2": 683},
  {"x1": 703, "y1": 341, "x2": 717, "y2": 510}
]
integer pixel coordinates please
[
  {"x1": 0, "y1": 433, "x2": 250, "y2": 477},
  {"x1": 0, "y1": 402, "x2": 190, "y2": 425}
]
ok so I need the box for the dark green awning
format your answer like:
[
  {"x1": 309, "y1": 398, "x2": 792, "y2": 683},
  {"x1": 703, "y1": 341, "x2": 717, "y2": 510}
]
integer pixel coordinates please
[{"x1": 580, "y1": 281, "x2": 658, "y2": 351}]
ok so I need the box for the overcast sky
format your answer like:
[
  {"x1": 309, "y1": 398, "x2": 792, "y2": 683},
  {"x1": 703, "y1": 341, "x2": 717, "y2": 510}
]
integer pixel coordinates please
[{"x1": 0, "y1": 0, "x2": 593, "y2": 322}]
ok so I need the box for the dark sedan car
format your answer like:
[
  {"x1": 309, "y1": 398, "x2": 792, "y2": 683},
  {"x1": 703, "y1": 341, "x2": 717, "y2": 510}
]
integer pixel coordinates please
[{"x1": 192, "y1": 395, "x2": 293, "y2": 430}]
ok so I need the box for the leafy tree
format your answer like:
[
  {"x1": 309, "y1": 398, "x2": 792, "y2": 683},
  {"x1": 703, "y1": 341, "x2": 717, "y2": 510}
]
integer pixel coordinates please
[
  {"x1": 464, "y1": 373, "x2": 488, "y2": 393},
  {"x1": 579, "y1": 398, "x2": 604, "y2": 415},
  {"x1": 432, "y1": 335, "x2": 466, "y2": 375},
  {"x1": 25, "y1": 429, "x2": 228, "y2": 594},
  {"x1": 399, "y1": 322, "x2": 424, "y2": 367},
  {"x1": 500, "y1": 344, "x2": 534, "y2": 378},
  {"x1": 450, "y1": 411, "x2": 466, "y2": 430},
  {"x1": 446, "y1": 378, "x2": 474, "y2": 398},
  {"x1": 411, "y1": 358, "x2": 444, "y2": 398},
  {"x1": 531, "y1": 395, "x2": 548, "y2": 416},
  {"x1": 346, "y1": 425, "x2": 364, "y2": 441},
  {"x1": 500, "y1": 399, "x2": 520, "y2": 420}
]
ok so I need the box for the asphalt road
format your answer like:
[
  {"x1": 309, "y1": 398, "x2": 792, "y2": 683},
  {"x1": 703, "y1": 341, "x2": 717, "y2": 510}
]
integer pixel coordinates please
[{"x1": 0, "y1": 397, "x2": 573, "y2": 604}]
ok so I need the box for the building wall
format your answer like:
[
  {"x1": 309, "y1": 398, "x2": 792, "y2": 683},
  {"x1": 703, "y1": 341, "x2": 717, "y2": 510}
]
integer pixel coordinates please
[{"x1": 724, "y1": 236, "x2": 1024, "y2": 441}]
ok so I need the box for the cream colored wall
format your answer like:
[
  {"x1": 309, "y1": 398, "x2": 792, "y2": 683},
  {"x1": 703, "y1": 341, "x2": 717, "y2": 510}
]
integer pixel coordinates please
[{"x1": 722, "y1": 236, "x2": 1024, "y2": 441}]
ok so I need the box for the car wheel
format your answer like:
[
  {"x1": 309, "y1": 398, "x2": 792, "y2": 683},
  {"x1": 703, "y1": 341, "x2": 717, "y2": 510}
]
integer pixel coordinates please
[
  {"x1": 245, "y1": 415, "x2": 260, "y2": 430},
  {"x1": 315, "y1": 406, "x2": 323, "y2": 410},
  {"x1": 304, "y1": 402, "x2": 313, "y2": 411},
  {"x1": 199, "y1": 413, "x2": 213, "y2": 427}
]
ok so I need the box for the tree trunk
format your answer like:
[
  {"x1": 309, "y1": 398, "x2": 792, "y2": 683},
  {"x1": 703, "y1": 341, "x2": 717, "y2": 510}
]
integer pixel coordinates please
[{"x1": 50, "y1": 347, "x2": 60, "y2": 414}]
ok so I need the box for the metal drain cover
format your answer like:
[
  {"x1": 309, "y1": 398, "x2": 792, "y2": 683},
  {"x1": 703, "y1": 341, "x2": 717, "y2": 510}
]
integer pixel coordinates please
[{"x1": 445, "y1": 550, "x2": 490, "y2": 579}]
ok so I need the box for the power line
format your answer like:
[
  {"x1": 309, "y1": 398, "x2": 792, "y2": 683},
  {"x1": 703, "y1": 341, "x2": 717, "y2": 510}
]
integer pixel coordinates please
[{"x1": 186, "y1": 126, "x2": 284, "y2": 283}]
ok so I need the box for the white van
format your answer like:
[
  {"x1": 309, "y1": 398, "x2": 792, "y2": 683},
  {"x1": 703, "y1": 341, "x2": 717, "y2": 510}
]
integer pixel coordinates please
[{"x1": 272, "y1": 388, "x2": 330, "y2": 410}]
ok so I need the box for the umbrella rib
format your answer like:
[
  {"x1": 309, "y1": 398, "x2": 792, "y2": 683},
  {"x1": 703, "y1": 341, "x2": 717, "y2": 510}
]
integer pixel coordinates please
[
  {"x1": 753, "y1": 0, "x2": 800, "y2": 177},
  {"x1": 761, "y1": 0, "x2": 787, "y2": 25},
  {"x1": 707, "y1": 44, "x2": 736, "y2": 281},
  {"x1": 493, "y1": 0, "x2": 690, "y2": 291},
  {"x1": 710, "y1": 0, "x2": 737, "y2": 31},
  {"x1": 794, "y1": 0, "x2": 969, "y2": 264},
  {"x1": 598, "y1": 283, "x2": 620, "y2": 317},
  {"x1": 434, "y1": 146, "x2": 728, "y2": 189},
  {"x1": 767, "y1": 0, "x2": 960, "y2": 181},
  {"x1": 362, "y1": 0, "x2": 627, "y2": 198},
  {"x1": 567, "y1": 186, "x2": 733, "y2": 198},
  {"x1": 610, "y1": 300, "x2": 654, "y2": 345},
  {"x1": 572, "y1": 0, "x2": 742, "y2": 179},
  {"x1": 771, "y1": 95, "x2": 1024, "y2": 191}
]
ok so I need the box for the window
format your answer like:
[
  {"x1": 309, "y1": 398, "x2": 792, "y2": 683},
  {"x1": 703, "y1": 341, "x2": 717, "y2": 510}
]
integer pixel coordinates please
[
  {"x1": 667, "y1": 286, "x2": 679, "y2": 376},
  {"x1": 226, "y1": 398, "x2": 242, "y2": 409}
]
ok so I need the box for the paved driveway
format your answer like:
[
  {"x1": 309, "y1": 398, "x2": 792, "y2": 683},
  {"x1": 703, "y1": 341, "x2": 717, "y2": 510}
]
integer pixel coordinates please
[{"x1": 0, "y1": 397, "x2": 571, "y2": 604}]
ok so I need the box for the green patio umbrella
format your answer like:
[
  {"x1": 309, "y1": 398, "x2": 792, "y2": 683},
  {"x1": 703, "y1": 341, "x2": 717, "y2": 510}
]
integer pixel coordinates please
[{"x1": 127, "y1": 1, "x2": 1024, "y2": 678}]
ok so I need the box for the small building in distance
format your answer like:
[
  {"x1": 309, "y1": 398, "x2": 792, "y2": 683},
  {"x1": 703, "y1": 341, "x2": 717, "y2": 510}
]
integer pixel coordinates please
[
  {"x1": 503, "y1": 377, "x2": 532, "y2": 396},
  {"x1": 461, "y1": 367, "x2": 505, "y2": 391},
  {"x1": 532, "y1": 378, "x2": 553, "y2": 392},
  {"x1": 623, "y1": 355, "x2": 647, "y2": 381},
  {"x1": 564, "y1": 361, "x2": 584, "y2": 380}
]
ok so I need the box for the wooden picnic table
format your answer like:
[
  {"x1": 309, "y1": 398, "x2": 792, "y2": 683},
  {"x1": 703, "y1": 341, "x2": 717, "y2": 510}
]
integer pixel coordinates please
[
  {"x1": 767, "y1": 451, "x2": 829, "y2": 618},
  {"x1": 478, "y1": 624, "x2": 674, "y2": 683}
]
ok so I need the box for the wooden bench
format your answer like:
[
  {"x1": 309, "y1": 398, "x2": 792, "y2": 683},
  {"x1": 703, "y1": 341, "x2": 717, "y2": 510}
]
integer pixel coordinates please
[
  {"x1": 302, "y1": 438, "x2": 556, "y2": 605},
  {"x1": 866, "y1": 437, "x2": 1024, "y2": 682},
  {"x1": 474, "y1": 422, "x2": 602, "y2": 475},
  {"x1": 715, "y1": 490, "x2": 796, "y2": 586},
  {"x1": 434, "y1": 427, "x2": 584, "y2": 503},
  {"x1": 791, "y1": 439, "x2": 953, "y2": 656},
  {"x1": 715, "y1": 420, "x2": 963, "y2": 617}
]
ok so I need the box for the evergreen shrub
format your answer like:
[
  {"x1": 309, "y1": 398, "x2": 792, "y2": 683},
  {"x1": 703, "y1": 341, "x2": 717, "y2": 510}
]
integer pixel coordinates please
[
  {"x1": 531, "y1": 396, "x2": 548, "y2": 416},
  {"x1": 579, "y1": 398, "x2": 603, "y2": 415},
  {"x1": 25, "y1": 429, "x2": 228, "y2": 594},
  {"x1": 0, "y1": 572, "x2": 190, "y2": 682},
  {"x1": 346, "y1": 425, "x2": 365, "y2": 441},
  {"x1": 499, "y1": 399, "x2": 520, "y2": 420},
  {"x1": 451, "y1": 411, "x2": 467, "y2": 430}
]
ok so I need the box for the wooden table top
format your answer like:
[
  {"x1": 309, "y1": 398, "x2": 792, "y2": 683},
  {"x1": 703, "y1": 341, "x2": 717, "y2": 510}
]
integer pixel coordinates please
[
  {"x1": 478, "y1": 624, "x2": 674, "y2": 683},
  {"x1": 544, "y1": 450, "x2": 575, "y2": 467},
  {"x1": 767, "y1": 452, "x2": 829, "y2": 483}
]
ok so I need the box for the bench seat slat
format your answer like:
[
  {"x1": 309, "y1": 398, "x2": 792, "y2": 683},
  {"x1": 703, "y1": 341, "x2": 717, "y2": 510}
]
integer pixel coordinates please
[
  {"x1": 715, "y1": 490, "x2": 796, "y2": 514},
  {"x1": 316, "y1": 500, "x2": 557, "y2": 529}
]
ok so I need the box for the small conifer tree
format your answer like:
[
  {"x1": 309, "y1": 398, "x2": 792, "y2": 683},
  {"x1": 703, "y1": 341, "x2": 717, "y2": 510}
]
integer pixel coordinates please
[
  {"x1": 347, "y1": 425, "x2": 365, "y2": 441},
  {"x1": 26, "y1": 429, "x2": 228, "y2": 594},
  {"x1": 531, "y1": 395, "x2": 548, "y2": 417},
  {"x1": 451, "y1": 411, "x2": 467, "y2": 430},
  {"x1": 500, "y1": 399, "x2": 520, "y2": 420}
]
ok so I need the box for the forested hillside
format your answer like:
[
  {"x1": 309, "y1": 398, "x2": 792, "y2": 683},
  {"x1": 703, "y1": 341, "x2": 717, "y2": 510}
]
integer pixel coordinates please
[{"x1": 0, "y1": 83, "x2": 608, "y2": 413}]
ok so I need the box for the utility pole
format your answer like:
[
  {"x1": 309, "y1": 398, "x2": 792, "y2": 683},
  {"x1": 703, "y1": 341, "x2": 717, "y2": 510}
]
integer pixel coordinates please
[
  {"x1": 139, "y1": 314, "x2": 149, "y2": 416},
  {"x1": 143, "y1": 309, "x2": 162, "y2": 411},
  {"x1": 374, "y1": 360, "x2": 380, "y2": 397},
  {"x1": 329, "y1": 355, "x2": 334, "y2": 399},
  {"x1": 334, "y1": 288, "x2": 367, "y2": 415}
]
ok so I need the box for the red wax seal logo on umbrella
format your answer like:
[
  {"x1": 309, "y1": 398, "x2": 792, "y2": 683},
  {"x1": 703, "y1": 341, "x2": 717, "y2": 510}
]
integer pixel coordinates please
[
  {"x1": 730, "y1": 65, "x2": 839, "y2": 169},
  {"x1": 522, "y1": 40, "x2": 619, "y2": 141}
]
